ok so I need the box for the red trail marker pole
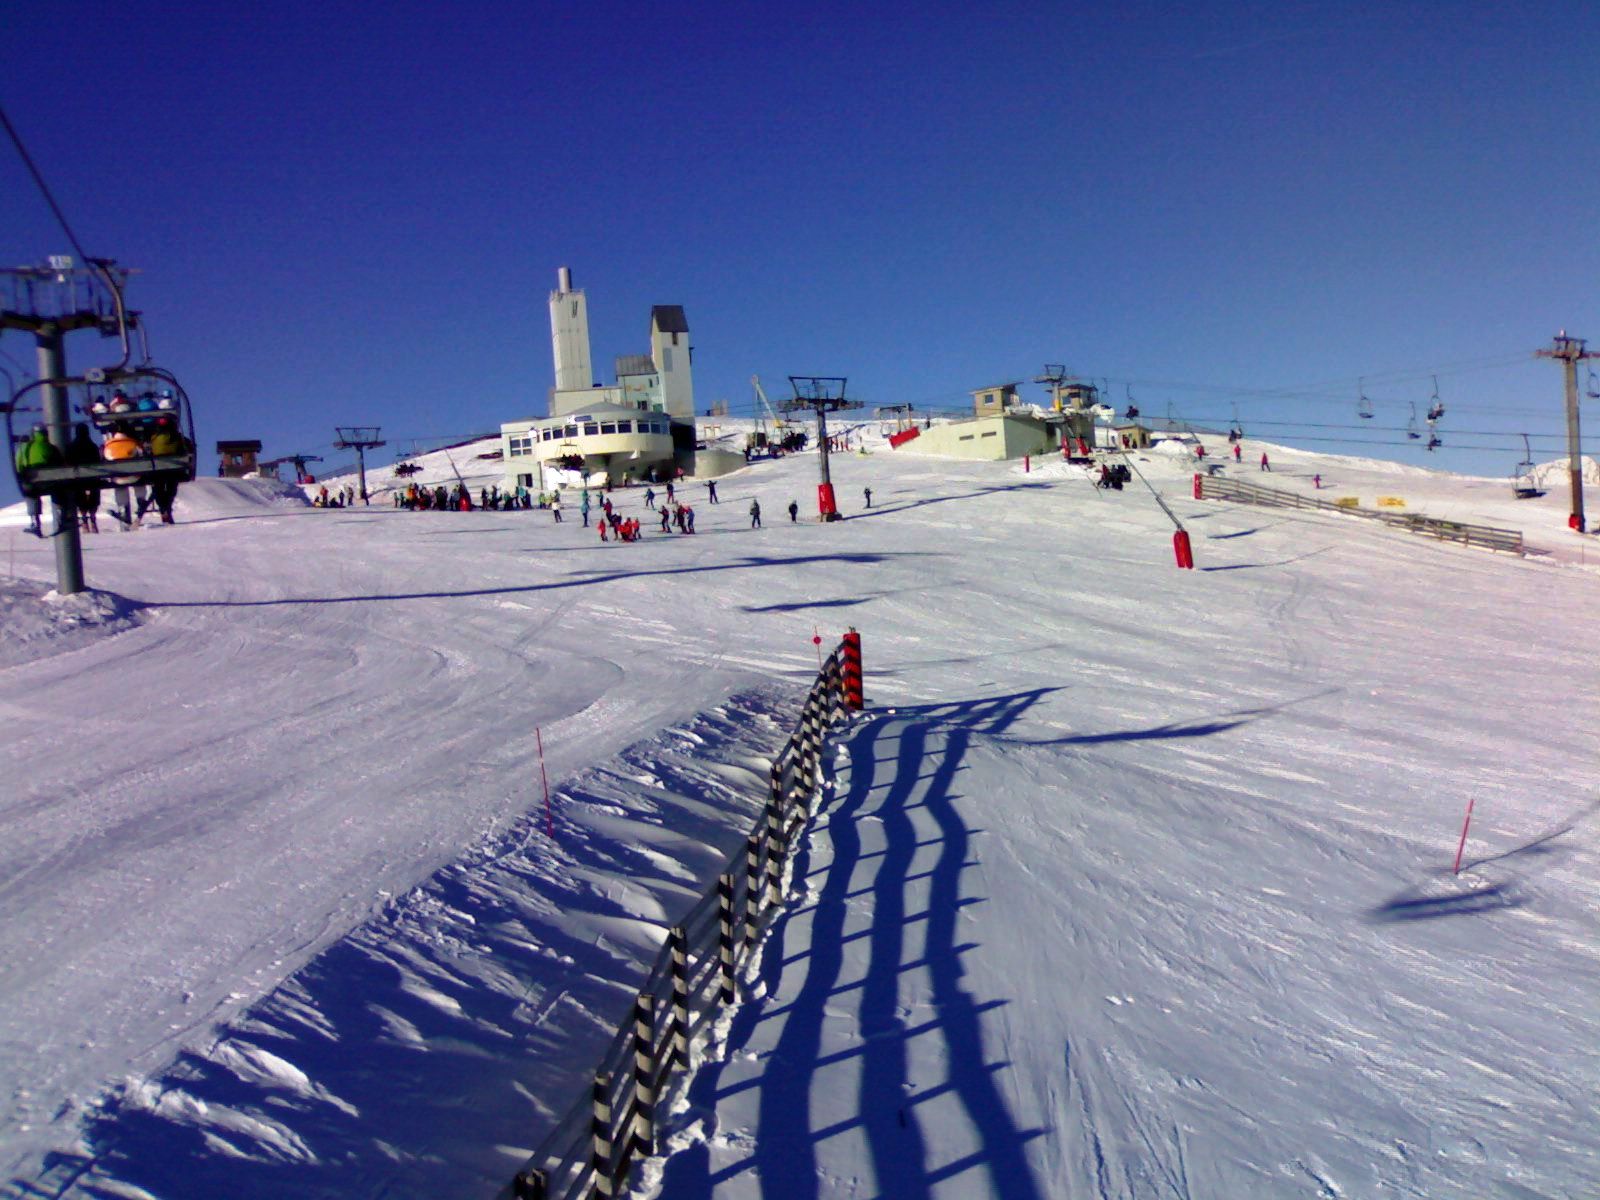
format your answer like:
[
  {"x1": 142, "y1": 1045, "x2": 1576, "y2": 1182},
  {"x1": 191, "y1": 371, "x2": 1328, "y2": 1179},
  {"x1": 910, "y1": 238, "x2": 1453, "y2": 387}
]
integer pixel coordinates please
[
  {"x1": 537, "y1": 726, "x2": 553, "y2": 839},
  {"x1": 1452, "y1": 797, "x2": 1476, "y2": 875}
]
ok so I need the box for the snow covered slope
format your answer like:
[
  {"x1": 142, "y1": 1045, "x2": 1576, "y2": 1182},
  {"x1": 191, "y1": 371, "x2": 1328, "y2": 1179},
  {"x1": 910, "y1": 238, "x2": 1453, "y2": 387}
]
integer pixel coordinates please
[{"x1": 2, "y1": 431, "x2": 1597, "y2": 1198}]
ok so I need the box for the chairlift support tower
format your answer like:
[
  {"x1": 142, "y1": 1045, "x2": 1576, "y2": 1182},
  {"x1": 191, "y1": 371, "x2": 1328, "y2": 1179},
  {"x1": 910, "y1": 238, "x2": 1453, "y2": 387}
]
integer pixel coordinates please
[
  {"x1": 1535, "y1": 332, "x2": 1596, "y2": 532},
  {"x1": 1, "y1": 258, "x2": 136, "y2": 594},
  {"x1": 779, "y1": 376, "x2": 861, "y2": 521},
  {"x1": 334, "y1": 426, "x2": 385, "y2": 503}
]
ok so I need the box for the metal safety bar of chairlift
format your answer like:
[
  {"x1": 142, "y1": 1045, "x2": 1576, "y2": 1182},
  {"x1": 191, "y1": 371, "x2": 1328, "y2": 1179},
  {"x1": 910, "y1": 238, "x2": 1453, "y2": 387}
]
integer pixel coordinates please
[{"x1": 6, "y1": 364, "x2": 197, "y2": 500}]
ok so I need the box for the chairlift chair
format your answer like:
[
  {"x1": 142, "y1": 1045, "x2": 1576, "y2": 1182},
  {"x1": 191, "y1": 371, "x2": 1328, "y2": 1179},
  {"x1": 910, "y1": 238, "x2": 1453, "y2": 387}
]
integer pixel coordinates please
[
  {"x1": 6, "y1": 364, "x2": 197, "y2": 502},
  {"x1": 1512, "y1": 433, "x2": 1543, "y2": 499},
  {"x1": 1406, "y1": 402, "x2": 1421, "y2": 440},
  {"x1": 1588, "y1": 368, "x2": 1600, "y2": 402},
  {"x1": 1357, "y1": 377, "x2": 1373, "y2": 419},
  {"x1": 1426, "y1": 375, "x2": 1444, "y2": 424}
]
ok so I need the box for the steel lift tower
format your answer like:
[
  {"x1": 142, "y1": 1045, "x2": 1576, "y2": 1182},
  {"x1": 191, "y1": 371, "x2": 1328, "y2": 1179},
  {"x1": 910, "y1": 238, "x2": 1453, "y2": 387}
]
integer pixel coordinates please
[
  {"x1": 1535, "y1": 332, "x2": 1596, "y2": 533},
  {"x1": 1, "y1": 258, "x2": 131, "y2": 593},
  {"x1": 780, "y1": 376, "x2": 861, "y2": 521},
  {"x1": 335, "y1": 426, "x2": 385, "y2": 503}
]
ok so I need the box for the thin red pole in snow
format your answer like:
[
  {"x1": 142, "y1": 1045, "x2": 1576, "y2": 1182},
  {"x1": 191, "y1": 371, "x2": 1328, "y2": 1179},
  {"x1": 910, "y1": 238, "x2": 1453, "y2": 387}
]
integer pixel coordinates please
[
  {"x1": 1453, "y1": 798, "x2": 1476, "y2": 875},
  {"x1": 537, "y1": 725, "x2": 553, "y2": 839},
  {"x1": 813, "y1": 626, "x2": 824, "y2": 672}
]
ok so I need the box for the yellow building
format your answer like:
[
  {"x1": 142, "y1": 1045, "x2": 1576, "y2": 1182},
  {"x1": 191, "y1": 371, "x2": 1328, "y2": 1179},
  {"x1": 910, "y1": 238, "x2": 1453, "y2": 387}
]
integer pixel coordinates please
[
  {"x1": 972, "y1": 383, "x2": 1021, "y2": 417},
  {"x1": 897, "y1": 413, "x2": 1053, "y2": 461}
]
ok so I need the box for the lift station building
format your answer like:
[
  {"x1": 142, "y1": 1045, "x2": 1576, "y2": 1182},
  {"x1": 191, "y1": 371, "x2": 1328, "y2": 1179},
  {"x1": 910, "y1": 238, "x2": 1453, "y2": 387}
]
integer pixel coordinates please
[{"x1": 501, "y1": 268, "x2": 697, "y2": 490}]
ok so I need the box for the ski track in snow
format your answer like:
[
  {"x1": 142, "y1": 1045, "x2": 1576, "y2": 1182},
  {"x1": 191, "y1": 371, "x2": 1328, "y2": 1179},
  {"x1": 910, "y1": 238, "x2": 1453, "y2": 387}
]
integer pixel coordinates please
[{"x1": 3, "y1": 435, "x2": 1599, "y2": 1198}]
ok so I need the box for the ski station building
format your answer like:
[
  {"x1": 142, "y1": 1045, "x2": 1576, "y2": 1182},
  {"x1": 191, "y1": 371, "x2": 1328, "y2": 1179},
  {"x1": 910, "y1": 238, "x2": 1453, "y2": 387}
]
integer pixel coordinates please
[{"x1": 500, "y1": 268, "x2": 699, "y2": 491}]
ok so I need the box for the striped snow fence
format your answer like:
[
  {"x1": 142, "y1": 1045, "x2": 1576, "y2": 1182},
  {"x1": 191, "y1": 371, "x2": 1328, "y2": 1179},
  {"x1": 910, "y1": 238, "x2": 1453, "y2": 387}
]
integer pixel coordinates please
[
  {"x1": 508, "y1": 635, "x2": 860, "y2": 1200},
  {"x1": 1194, "y1": 474, "x2": 1524, "y2": 556}
]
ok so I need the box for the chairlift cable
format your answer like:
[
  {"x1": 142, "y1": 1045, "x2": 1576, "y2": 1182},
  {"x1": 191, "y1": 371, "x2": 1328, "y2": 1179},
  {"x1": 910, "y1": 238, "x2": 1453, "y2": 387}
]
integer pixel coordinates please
[{"x1": 0, "y1": 102, "x2": 133, "y2": 370}]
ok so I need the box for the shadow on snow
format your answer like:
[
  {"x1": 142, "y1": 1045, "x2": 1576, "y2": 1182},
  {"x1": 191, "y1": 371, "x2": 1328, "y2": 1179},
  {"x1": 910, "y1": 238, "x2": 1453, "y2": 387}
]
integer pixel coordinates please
[{"x1": 658, "y1": 690, "x2": 1055, "y2": 1199}]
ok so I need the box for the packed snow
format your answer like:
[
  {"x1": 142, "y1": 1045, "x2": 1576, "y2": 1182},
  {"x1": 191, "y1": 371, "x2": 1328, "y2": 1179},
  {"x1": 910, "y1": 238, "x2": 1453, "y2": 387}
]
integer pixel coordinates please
[{"x1": 2, "y1": 426, "x2": 1598, "y2": 1199}]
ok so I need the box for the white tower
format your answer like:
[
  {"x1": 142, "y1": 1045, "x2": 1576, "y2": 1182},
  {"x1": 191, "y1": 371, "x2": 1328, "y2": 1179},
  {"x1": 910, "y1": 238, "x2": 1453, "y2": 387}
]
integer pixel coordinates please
[
  {"x1": 549, "y1": 266, "x2": 593, "y2": 396},
  {"x1": 649, "y1": 304, "x2": 694, "y2": 418}
]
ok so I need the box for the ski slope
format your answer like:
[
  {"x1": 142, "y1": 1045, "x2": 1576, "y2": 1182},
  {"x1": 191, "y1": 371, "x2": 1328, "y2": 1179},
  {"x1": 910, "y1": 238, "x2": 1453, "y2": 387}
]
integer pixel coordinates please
[{"x1": 2, "y1": 428, "x2": 1598, "y2": 1199}]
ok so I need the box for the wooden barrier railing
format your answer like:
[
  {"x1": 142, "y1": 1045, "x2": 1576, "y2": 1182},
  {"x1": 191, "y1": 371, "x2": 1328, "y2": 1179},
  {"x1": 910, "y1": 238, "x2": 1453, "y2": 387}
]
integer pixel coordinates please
[
  {"x1": 1195, "y1": 474, "x2": 1525, "y2": 556},
  {"x1": 506, "y1": 635, "x2": 862, "y2": 1200}
]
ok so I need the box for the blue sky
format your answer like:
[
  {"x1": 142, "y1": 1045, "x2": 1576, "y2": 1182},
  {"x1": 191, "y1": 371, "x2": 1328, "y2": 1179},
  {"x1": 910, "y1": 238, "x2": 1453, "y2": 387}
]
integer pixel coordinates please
[{"x1": 3, "y1": 1, "x2": 1598, "y2": 493}]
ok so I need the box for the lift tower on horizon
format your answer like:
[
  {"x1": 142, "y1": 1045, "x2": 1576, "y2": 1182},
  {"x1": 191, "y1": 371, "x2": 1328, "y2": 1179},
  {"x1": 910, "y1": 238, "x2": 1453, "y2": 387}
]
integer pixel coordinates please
[
  {"x1": 1535, "y1": 331, "x2": 1596, "y2": 533},
  {"x1": 780, "y1": 376, "x2": 861, "y2": 522}
]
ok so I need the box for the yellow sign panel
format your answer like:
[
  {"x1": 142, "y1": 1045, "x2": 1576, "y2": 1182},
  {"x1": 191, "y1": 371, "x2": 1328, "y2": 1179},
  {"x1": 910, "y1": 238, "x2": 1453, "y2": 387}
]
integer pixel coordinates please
[
  {"x1": 1334, "y1": 496, "x2": 1360, "y2": 508},
  {"x1": 1376, "y1": 496, "x2": 1407, "y2": 508}
]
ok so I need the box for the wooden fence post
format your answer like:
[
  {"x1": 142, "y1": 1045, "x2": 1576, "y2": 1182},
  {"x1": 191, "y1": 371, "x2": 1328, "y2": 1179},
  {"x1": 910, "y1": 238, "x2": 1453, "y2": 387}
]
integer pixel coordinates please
[
  {"x1": 592, "y1": 1071, "x2": 616, "y2": 1197},
  {"x1": 512, "y1": 1168, "x2": 547, "y2": 1200},
  {"x1": 799, "y1": 692, "x2": 821, "y2": 803},
  {"x1": 632, "y1": 993, "x2": 655, "y2": 1158},
  {"x1": 668, "y1": 926, "x2": 689, "y2": 1068},
  {"x1": 717, "y1": 872, "x2": 737, "y2": 1005},
  {"x1": 766, "y1": 765, "x2": 786, "y2": 909},
  {"x1": 825, "y1": 652, "x2": 842, "y2": 725},
  {"x1": 744, "y1": 833, "x2": 764, "y2": 953}
]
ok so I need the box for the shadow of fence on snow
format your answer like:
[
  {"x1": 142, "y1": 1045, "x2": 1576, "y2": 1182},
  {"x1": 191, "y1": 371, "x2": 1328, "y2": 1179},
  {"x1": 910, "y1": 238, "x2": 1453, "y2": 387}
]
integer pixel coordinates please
[{"x1": 658, "y1": 691, "x2": 1053, "y2": 1199}]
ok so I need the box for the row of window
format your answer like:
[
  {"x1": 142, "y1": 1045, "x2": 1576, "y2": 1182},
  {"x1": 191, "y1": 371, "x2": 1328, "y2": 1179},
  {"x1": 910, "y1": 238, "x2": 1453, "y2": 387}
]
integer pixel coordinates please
[{"x1": 507, "y1": 418, "x2": 671, "y2": 457}]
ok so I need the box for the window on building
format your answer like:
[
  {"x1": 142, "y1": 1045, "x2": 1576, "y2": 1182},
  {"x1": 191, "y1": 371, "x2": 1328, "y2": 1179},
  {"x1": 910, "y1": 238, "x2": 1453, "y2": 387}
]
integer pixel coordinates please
[
  {"x1": 583, "y1": 423, "x2": 599, "y2": 436},
  {"x1": 600, "y1": 423, "x2": 617, "y2": 435}
]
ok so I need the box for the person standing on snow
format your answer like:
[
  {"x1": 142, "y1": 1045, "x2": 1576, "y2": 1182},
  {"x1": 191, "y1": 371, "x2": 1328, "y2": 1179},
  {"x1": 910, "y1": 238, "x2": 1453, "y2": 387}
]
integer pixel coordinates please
[
  {"x1": 580, "y1": 491, "x2": 591, "y2": 527},
  {"x1": 644, "y1": 486, "x2": 655, "y2": 510},
  {"x1": 1233, "y1": 442, "x2": 1241, "y2": 462},
  {"x1": 1260, "y1": 452, "x2": 1270, "y2": 472},
  {"x1": 788, "y1": 499, "x2": 799, "y2": 522},
  {"x1": 551, "y1": 492, "x2": 563, "y2": 522},
  {"x1": 863, "y1": 486, "x2": 872, "y2": 508},
  {"x1": 707, "y1": 479, "x2": 718, "y2": 503},
  {"x1": 749, "y1": 498, "x2": 762, "y2": 529}
]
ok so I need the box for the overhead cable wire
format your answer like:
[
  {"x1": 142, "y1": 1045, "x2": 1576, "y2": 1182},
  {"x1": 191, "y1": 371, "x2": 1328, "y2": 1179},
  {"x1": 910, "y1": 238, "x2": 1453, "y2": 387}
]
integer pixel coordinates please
[{"x1": 0, "y1": 100, "x2": 132, "y2": 368}]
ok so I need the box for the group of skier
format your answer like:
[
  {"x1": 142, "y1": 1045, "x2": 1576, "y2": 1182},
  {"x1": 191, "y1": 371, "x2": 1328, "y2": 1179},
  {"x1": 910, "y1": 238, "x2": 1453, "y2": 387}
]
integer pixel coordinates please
[
  {"x1": 13, "y1": 414, "x2": 189, "y2": 535},
  {"x1": 393, "y1": 481, "x2": 550, "y2": 511}
]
